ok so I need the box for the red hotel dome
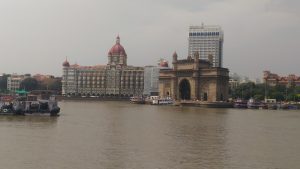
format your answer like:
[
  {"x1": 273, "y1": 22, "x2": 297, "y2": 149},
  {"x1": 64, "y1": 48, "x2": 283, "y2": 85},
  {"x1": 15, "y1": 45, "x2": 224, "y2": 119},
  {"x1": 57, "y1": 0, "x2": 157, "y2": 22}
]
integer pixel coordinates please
[{"x1": 108, "y1": 36, "x2": 127, "y2": 56}]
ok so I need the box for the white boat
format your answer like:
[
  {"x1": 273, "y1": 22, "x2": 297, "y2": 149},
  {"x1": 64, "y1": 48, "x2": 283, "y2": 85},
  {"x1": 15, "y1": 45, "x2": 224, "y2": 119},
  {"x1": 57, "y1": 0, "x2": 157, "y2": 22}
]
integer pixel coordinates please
[
  {"x1": 130, "y1": 96, "x2": 145, "y2": 104},
  {"x1": 247, "y1": 98, "x2": 260, "y2": 109},
  {"x1": 152, "y1": 97, "x2": 173, "y2": 105}
]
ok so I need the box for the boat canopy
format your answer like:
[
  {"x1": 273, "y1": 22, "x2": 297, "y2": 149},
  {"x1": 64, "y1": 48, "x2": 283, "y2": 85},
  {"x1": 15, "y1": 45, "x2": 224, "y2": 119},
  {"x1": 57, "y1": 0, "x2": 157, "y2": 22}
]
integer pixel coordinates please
[{"x1": 15, "y1": 89, "x2": 29, "y2": 95}]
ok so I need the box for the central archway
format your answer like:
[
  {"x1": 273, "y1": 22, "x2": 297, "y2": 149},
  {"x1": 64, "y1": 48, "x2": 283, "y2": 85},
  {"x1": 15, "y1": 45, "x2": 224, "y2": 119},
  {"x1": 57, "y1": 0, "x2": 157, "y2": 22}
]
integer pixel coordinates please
[{"x1": 179, "y1": 79, "x2": 191, "y2": 100}]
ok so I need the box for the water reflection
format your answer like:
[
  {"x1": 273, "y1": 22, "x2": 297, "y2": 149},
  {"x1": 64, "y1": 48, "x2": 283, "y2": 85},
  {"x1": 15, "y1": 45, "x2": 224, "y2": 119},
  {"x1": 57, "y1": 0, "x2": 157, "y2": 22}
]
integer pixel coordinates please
[
  {"x1": 156, "y1": 107, "x2": 230, "y2": 169},
  {"x1": 93, "y1": 104, "x2": 231, "y2": 169},
  {"x1": 0, "y1": 101, "x2": 299, "y2": 169},
  {"x1": 0, "y1": 115, "x2": 58, "y2": 128}
]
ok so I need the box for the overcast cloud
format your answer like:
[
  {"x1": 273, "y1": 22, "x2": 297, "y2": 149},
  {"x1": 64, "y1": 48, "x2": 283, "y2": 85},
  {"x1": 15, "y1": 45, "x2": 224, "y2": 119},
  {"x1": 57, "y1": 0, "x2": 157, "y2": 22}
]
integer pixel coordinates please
[{"x1": 0, "y1": 0, "x2": 299, "y2": 79}]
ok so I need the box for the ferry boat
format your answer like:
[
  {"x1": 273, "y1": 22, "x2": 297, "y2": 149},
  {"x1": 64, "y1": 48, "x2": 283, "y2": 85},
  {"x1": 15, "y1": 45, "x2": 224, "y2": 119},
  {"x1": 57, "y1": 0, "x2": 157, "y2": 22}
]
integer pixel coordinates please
[
  {"x1": 0, "y1": 95, "x2": 15, "y2": 115},
  {"x1": 266, "y1": 103, "x2": 278, "y2": 110},
  {"x1": 130, "y1": 96, "x2": 145, "y2": 104},
  {"x1": 264, "y1": 99, "x2": 278, "y2": 110},
  {"x1": 247, "y1": 98, "x2": 260, "y2": 109},
  {"x1": 280, "y1": 103, "x2": 298, "y2": 110},
  {"x1": 0, "y1": 95, "x2": 60, "y2": 116},
  {"x1": 152, "y1": 97, "x2": 173, "y2": 105},
  {"x1": 233, "y1": 98, "x2": 247, "y2": 108}
]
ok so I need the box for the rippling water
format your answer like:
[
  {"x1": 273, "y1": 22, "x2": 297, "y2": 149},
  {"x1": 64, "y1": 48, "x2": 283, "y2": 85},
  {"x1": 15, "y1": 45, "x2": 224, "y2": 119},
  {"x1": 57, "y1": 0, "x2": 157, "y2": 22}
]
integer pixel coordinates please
[{"x1": 0, "y1": 101, "x2": 300, "y2": 169}]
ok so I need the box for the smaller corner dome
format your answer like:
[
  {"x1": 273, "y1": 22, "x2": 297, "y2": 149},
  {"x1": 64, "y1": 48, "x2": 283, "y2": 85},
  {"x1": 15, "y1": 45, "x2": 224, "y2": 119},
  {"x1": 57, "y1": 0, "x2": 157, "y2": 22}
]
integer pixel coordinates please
[
  {"x1": 160, "y1": 60, "x2": 169, "y2": 67},
  {"x1": 63, "y1": 60, "x2": 70, "y2": 67}
]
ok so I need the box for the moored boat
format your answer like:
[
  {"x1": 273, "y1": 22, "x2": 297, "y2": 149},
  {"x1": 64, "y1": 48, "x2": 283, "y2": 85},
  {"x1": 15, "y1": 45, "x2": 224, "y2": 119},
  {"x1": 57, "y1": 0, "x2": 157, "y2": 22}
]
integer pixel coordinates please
[
  {"x1": 152, "y1": 97, "x2": 173, "y2": 105},
  {"x1": 258, "y1": 102, "x2": 268, "y2": 109},
  {"x1": 266, "y1": 103, "x2": 278, "y2": 110},
  {"x1": 280, "y1": 103, "x2": 298, "y2": 110},
  {"x1": 247, "y1": 98, "x2": 260, "y2": 109},
  {"x1": 233, "y1": 98, "x2": 247, "y2": 108},
  {"x1": 130, "y1": 96, "x2": 145, "y2": 104},
  {"x1": 0, "y1": 95, "x2": 60, "y2": 116}
]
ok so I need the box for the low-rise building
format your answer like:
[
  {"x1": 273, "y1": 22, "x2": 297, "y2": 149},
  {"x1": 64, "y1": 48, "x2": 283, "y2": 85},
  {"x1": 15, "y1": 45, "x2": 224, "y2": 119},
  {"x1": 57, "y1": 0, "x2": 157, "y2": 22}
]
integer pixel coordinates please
[
  {"x1": 143, "y1": 66, "x2": 159, "y2": 96},
  {"x1": 263, "y1": 71, "x2": 300, "y2": 87},
  {"x1": 7, "y1": 74, "x2": 31, "y2": 92},
  {"x1": 143, "y1": 60, "x2": 171, "y2": 96},
  {"x1": 229, "y1": 78, "x2": 239, "y2": 90}
]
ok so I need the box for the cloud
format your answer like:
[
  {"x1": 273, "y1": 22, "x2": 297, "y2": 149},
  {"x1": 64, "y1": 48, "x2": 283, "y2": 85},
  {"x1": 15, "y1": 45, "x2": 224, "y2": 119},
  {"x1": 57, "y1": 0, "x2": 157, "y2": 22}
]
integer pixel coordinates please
[
  {"x1": 265, "y1": 0, "x2": 300, "y2": 15},
  {"x1": 0, "y1": 0, "x2": 299, "y2": 79}
]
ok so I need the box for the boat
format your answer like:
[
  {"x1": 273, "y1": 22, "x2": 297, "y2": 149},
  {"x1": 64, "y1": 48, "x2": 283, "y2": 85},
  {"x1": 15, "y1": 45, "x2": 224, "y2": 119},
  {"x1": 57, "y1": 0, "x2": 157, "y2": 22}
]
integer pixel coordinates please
[
  {"x1": 264, "y1": 99, "x2": 278, "y2": 110},
  {"x1": 0, "y1": 95, "x2": 60, "y2": 116},
  {"x1": 152, "y1": 97, "x2": 173, "y2": 105},
  {"x1": 144, "y1": 96, "x2": 158, "y2": 104},
  {"x1": 258, "y1": 102, "x2": 268, "y2": 109},
  {"x1": 130, "y1": 96, "x2": 145, "y2": 104},
  {"x1": 280, "y1": 103, "x2": 298, "y2": 110},
  {"x1": 247, "y1": 98, "x2": 260, "y2": 109},
  {"x1": 266, "y1": 103, "x2": 278, "y2": 110},
  {"x1": 0, "y1": 102, "x2": 14, "y2": 115},
  {"x1": 0, "y1": 95, "x2": 15, "y2": 115},
  {"x1": 16, "y1": 95, "x2": 60, "y2": 116},
  {"x1": 233, "y1": 98, "x2": 247, "y2": 108}
]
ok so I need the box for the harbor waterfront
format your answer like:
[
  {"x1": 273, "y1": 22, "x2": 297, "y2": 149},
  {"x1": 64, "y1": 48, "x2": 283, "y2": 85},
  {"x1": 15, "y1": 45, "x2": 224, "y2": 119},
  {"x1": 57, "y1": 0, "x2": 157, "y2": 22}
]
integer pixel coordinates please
[{"x1": 0, "y1": 101, "x2": 300, "y2": 169}]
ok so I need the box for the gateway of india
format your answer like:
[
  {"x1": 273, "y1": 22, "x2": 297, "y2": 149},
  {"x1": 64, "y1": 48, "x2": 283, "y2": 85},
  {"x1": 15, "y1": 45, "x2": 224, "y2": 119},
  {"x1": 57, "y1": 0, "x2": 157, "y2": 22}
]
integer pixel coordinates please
[
  {"x1": 62, "y1": 36, "x2": 144, "y2": 97},
  {"x1": 159, "y1": 52, "x2": 229, "y2": 102}
]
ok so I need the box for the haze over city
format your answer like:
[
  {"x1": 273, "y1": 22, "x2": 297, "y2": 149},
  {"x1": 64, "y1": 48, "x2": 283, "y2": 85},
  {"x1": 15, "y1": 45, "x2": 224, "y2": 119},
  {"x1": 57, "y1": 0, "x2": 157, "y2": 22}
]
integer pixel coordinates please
[{"x1": 0, "y1": 0, "x2": 299, "y2": 79}]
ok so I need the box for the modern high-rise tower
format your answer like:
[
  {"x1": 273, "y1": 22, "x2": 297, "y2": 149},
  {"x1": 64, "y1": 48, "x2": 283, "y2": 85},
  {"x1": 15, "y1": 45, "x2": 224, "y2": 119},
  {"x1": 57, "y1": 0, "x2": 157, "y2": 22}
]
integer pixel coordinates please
[{"x1": 188, "y1": 24, "x2": 224, "y2": 67}]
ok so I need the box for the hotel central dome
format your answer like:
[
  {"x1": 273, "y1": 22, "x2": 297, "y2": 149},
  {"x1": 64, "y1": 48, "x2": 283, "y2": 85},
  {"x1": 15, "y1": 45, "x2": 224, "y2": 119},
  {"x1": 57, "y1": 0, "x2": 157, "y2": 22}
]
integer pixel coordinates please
[
  {"x1": 107, "y1": 35, "x2": 128, "y2": 67},
  {"x1": 108, "y1": 35, "x2": 127, "y2": 56}
]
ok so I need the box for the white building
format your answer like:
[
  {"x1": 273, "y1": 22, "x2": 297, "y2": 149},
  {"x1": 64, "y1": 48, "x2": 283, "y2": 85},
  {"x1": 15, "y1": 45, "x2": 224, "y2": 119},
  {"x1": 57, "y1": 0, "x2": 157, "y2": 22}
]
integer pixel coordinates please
[
  {"x1": 188, "y1": 24, "x2": 224, "y2": 67},
  {"x1": 7, "y1": 74, "x2": 30, "y2": 92},
  {"x1": 229, "y1": 78, "x2": 239, "y2": 90},
  {"x1": 143, "y1": 66, "x2": 160, "y2": 96},
  {"x1": 143, "y1": 59, "x2": 172, "y2": 96}
]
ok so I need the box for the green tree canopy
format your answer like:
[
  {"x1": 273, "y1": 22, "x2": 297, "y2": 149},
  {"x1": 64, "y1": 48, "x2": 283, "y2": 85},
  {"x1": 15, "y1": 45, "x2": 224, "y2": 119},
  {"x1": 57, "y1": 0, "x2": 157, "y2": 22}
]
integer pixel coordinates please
[
  {"x1": 230, "y1": 82, "x2": 300, "y2": 101},
  {"x1": 38, "y1": 78, "x2": 62, "y2": 91},
  {"x1": 20, "y1": 78, "x2": 39, "y2": 91}
]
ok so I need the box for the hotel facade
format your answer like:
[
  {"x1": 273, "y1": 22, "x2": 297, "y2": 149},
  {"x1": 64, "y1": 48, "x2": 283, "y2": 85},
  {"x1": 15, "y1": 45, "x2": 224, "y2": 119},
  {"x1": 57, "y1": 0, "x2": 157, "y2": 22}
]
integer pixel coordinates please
[{"x1": 62, "y1": 36, "x2": 144, "y2": 97}]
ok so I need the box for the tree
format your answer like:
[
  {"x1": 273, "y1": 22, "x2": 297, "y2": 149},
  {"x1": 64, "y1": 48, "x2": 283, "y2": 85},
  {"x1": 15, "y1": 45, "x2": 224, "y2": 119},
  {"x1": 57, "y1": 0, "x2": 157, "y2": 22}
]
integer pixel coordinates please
[
  {"x1": 253, "y1": 94, "x2": 264, "y2": 101},
  {"x1": 270, "y1": 91, "x2": 285, "y2": 101},
  {"x1": 38, "y1": 78, "x2": 62, "y2": 91},
  {"x1": 231, "y1": 82, "x2": 256, "y2": 100},
  {"x1": 20, "y1": 78, "x2": 39, "y2": 91}
]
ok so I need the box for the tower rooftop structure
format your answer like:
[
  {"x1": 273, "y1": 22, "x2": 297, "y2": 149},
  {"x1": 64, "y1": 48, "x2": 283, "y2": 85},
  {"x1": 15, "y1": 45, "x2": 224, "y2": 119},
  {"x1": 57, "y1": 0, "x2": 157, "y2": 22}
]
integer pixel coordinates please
[
  {"x1": 62, "y1": 57, "x2": 70, "y2": 67},
  {"x1": 188, "y1": 23, "x2": 224, "y2": 67}
]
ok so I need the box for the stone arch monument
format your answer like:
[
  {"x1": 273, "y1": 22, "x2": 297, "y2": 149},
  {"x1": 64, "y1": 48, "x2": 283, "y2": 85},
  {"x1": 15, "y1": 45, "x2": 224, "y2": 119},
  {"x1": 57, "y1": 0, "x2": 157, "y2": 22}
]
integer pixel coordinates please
[{"x1": 159, "y1": 52, "x2": 229, "y2": 102}]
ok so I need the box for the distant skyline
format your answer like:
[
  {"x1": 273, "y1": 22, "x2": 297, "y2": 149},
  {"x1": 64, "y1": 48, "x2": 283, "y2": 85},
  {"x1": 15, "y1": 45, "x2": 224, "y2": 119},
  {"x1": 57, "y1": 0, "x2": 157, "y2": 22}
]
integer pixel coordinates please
[{"x1": 0, "y1": 0, "x2": 299, "y2": 79}]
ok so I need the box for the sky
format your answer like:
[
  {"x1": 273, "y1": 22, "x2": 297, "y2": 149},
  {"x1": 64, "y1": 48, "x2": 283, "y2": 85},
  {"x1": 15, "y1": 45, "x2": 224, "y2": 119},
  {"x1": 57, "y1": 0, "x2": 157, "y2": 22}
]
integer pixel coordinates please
[{"x1": 0, "y1": 0, "x2": 299, "y2": 79}]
